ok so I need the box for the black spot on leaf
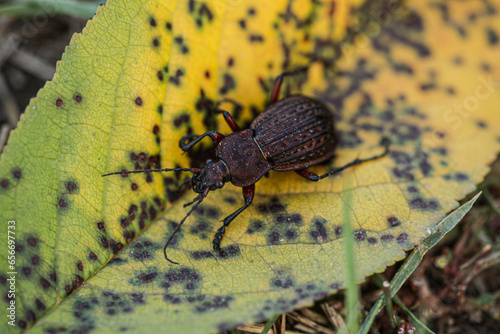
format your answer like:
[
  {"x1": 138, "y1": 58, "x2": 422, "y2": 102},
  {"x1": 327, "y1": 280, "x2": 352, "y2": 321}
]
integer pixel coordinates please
[
  {"x1": 381, "y1": 234, "x2": 394, "y2": 242},
  {"x1": 271, "y1": 277, "x2": 295, "y2": 290},
  {"x1": 190, "y1": 250, "x2": 213, "y2": 260},
  {"x1": 27, "y1": 236, "x2": 38, "y2": 247},
  {"x1": 40, "y1": 277, "x2": 51, "y2": 289},
  {"x1": 285, "y1": 229, "x2": 297, "y2": 241},
  {"x1": 26, "y1": 309, "x2": 36, "y2": 322},
  {"x1": 58, "y1": 196, "x2": 68, "y2": 208},
  {"x1": 66, "y1": 181, "x2": 78, "y2": 193},
  {"x1": 89, "y1": 252, "x2": 98, "y2": 261},
  {"x1": 139, "y1": 272, "x2": 158, "y2": 283},
  {"x1": 77, "y1": 261, "x2": 83, "y2": 271},
  {"x1": 35, "y1": 299, "x2": 46, "y2": 311},
  {"x1": 22, "y1": 267, "x2": 31, "y2": 277},
  {"x1": 268, "y1": 231, "x2": 281, "y2": 244},
  {"x1": 387, "y1": 216, "x2": 401, "y2": 227},
  {"x1": 120, "y1": 217, "x2": 131, "y2": 228},
  {"x1": 195, "y1": 295, "x2": 234, "y2": 313},
  {"x1": 353, "y1": 230, "x2": 366, "y2": 241},
  {"x1": 409, "y1": 198, "x2": 440, "y2": 211},
  {"x1": 487, "y1": 28, "x2": 499, "y2": 45},
  {"x1": 218, "y1": 245, "x2": 241, "y2": 259},
  {"x1": 157, "y1": 71, "x2": 164, "y2": 81},
  {"x1": 100, "y1": 236, "x2": 109, "y2": 248},
  {"x1": 397, "y1": 233, "x2": 409, "y2": 243},
  {"x1": 97, "y1": 221, "x2": 105, "y2": 231},
  {"x1": 7, "y1": 170, "x2": 21, "y2": 180},
  {"x1": 0, "y1": 178, "x2": 9, "y2": 189}
]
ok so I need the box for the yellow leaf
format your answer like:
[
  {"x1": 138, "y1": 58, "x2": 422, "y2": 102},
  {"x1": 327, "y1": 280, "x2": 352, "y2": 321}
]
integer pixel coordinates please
[{"x1": 0, "y1": 0, "x2": 499, "y2": 333}]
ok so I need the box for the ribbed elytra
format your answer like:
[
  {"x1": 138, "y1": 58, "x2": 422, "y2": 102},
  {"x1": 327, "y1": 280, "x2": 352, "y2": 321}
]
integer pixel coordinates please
[{"x1": 102, "y1": 68, "x2": 390, "y2": 265}]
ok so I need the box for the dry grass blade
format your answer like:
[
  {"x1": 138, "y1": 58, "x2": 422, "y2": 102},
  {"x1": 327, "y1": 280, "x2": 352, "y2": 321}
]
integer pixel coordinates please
[
  {"x1": 320, "y1": 302, "x2": 345, "y2": 330},
  {"x1": 299, "y1": 308, "x2": 329, "y2": 325},
  {"x1": 288, "y1": 312, "x2": 335, "y2": 334},
  {"x1": 236, "y1": 324, "x2": 304, "y2": 334},
  {"x1": 281, "y1": 314, "x2": 286, "y2": 334}
]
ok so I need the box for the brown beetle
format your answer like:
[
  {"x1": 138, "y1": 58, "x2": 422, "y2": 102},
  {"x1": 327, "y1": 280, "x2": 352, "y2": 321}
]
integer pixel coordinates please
[{"x1": 103, "y1": 70, "x2": 389, "y2": 264}]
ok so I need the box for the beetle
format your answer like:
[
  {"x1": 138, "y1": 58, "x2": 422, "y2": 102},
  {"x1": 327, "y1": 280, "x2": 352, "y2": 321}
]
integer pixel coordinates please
[{"x1": 102, "y1": 69, "x2": 390, "y2": 264}]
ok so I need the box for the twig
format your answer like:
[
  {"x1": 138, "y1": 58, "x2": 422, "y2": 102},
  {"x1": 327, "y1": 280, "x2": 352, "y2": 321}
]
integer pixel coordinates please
[
  {"x1": 0, "y1": 72, "x2": 19, "y2": 126},
  {"x1": 8, "y1": 49, "x2": 56, "y2": 81},
  {"x1": 0, "y1": 32, "x2": 21, "y2": 65},
  {"x1": 0, "y1": 123, "x2": 11, "y2": 154}
]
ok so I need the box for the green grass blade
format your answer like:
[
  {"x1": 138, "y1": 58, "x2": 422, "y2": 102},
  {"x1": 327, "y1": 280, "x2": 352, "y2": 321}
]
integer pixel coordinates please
[
  {"x1": 359, "y1": 192, "x2": 481, "y2": 334},
  {"x1": 260, "y1": 314, "x2": 279, "y2": 334},
  {"x1": 343, "y1": 190, "x2": 360, "y2": 333},
  {"x1": 393, "y1": 295, "x2": 435, "y2": 334}
]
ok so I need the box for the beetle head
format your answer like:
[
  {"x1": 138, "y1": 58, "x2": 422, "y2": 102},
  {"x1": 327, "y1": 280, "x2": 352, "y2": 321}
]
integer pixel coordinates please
[{"x1": 192, "y1": 159, "x2": 230, "y2": 193}]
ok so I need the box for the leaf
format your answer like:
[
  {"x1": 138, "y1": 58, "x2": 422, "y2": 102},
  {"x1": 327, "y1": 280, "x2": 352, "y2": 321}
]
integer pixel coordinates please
[{"x1": 0, "y1": 1, "x2": 499, "y2": 334}]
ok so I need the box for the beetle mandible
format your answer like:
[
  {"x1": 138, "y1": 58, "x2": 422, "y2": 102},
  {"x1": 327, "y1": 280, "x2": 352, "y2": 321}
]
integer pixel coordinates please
[{"x1": 102, "y1": 69, "x2": 390, "y2": 264}]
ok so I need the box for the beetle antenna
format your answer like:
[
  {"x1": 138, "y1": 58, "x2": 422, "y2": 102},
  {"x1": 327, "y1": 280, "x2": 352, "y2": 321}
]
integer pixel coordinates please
[
  {"x1": 164, "y1": 193, "x2": 206, "y2": 264},
  {"x1": 101, "y1": 167, "x2": 201, "y2": 177},
  {"x1": 177, "y1": 178, "x2": 192, "y2": 193},
  {"x1": 183, "y1": 193, "x2": 202, "y2": 208}
]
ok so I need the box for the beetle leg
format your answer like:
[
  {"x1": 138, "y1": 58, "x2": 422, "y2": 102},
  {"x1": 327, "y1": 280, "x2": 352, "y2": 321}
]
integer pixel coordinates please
[
  {"x1": 270, "y1": 66, "x2": 309, "y2": 104},
  {"x1": 179, "y1": 131, "x2": 225, "y2": 151},
  {"x1": 214, "y1": 99, "x2": 242, "y2": 132},
  {"x1": 295, "y1": 169, "x2": 321, "y2": 181},
  {"x1": 295, "y1": 138, "x2": 390, "y2": 181},
  {"x1": 270, "y1": 75, "x2": 284, "y2": 105},
  {"x1": 213, "y1": 184, "x2": 255, "y2": 253},
  {"x1": 218, "y1": 109, "x2": 241, "y2": 132}
]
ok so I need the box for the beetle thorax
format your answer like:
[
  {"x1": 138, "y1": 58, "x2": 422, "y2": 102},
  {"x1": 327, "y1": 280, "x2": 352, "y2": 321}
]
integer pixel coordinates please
[{"x1": 192, "y1": 159, "x2": 231, "y2": 193}]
